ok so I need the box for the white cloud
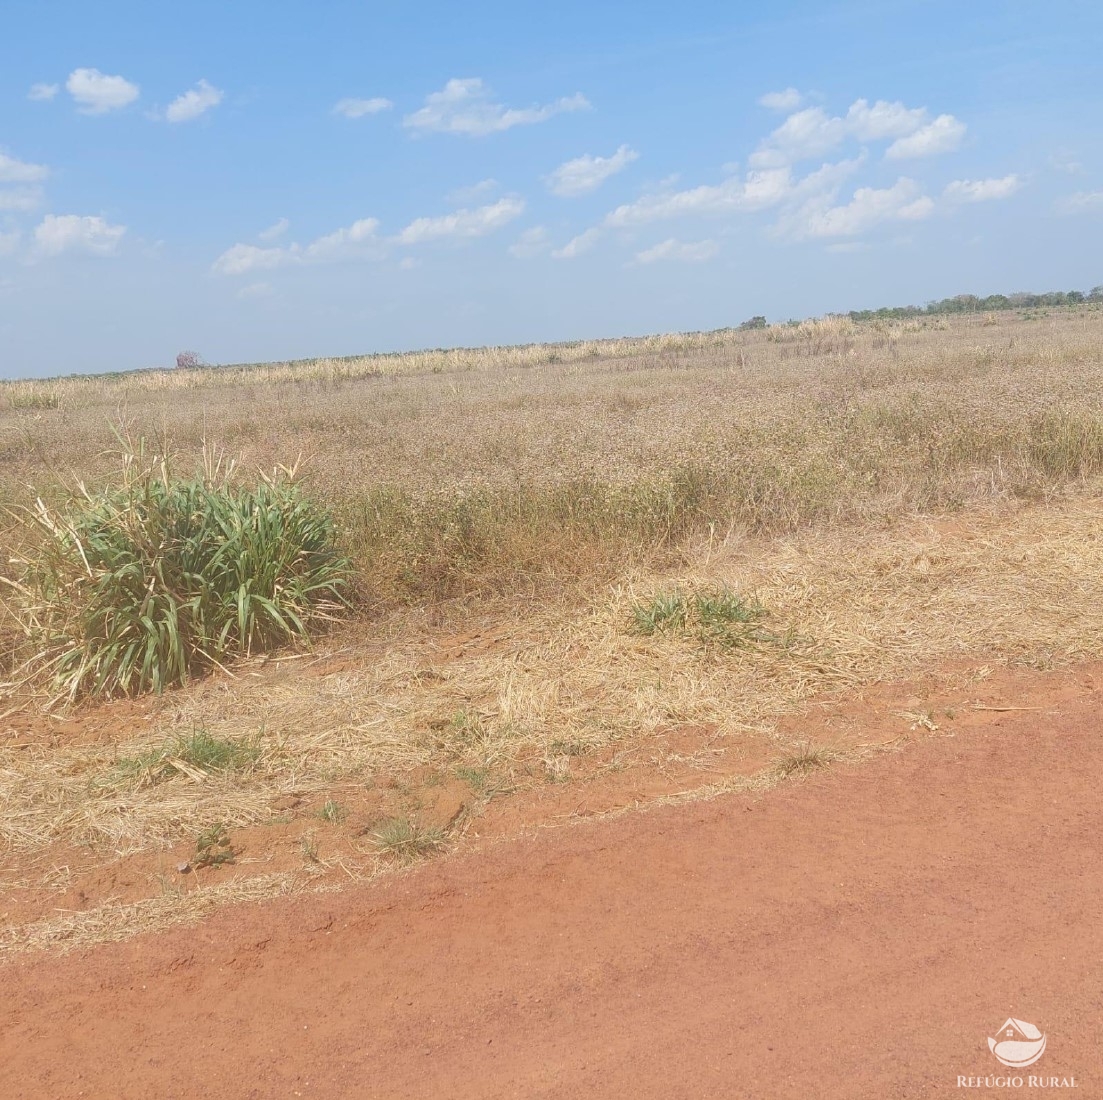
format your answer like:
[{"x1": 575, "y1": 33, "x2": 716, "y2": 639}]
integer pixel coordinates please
[
  {"x1": 750, "y1": 98, "x2": 950, "y2": 168},
  {"x1": 605, "y1": 156, "x2": 863, "y2": 228},
  {"x1": 846, "y1": 99, "x2": 927, "y2": 141},
  {"x1": 508, "y1": 226, "x2": 551, "y2": 258},
  {"x1": 546, "y1": 145, "x2": 639, "y2": 197},
  {"x1": 28, "y1": 82, "x2": 59, "y2": 102},
  {"x1": 237, "y1": 281, "x2": 274, "y2": 299},
  {"x1": 395, "y1": 197, "x2": 525, "y2": 244},
  {"x1": 398, "y1": 257, "x2": 420, "y2": 270},
  {"x1": 1049, "y1": 149, "x2": 1083, "y2": 175},
  {"x1": 759, "y1": 88, "x2": 802, "y2": 111},
  {"x1": 786, "y1": 178, "x2": 933, "y2": 239},
  {"x1": 750, "y1": 107, "x2": 848, "y2": 168},
  {"x1": 211, "y1": 242, "x2": 286, "y2": 276},
  {"x1": 33, "y1": 214, "x2": 126, "y2": 257},
  {"x1": 551, "y1": 227, "x2": 601, "y2": 260},
  {"x1": 0, "y1": 231, "x2": 20, "y2": 257},
  {"x1": 0, "y1": 152, "x2": 49, "y2": 184},
  {"x1": 165, "y1": 79, "x2": 223, "y2": 123},
  {"x1": 333, "y1": 97, "x2": 393, "y2": 119},
  {"x1": 66, "y1": 68, "x2": 140, "y2": 114},
  {"x1": 213, "y1": 216, "x2": 385, "y2": 274},
  {"x1": 943, "y1": 174, "x2": 1021, "y2": 202},
  {"x1": 1054, "y1": 190, "x2": 1103, "y2": 215},
  {"x1": 886, "y1": 114, "x2": 966, "y2": 159},
  {"x1": 0, "y1": 188, "x2": 45, "y2": 212},
  {"x1": 446, "y1": 178, "x2": 499, "y2": 204},
  {"x1": 634, "y1": 238, "x2": 719, "y2": 264},
  {"x1": 302, "y1": 217, "x2": 381, "y2": 262},
  {"x1": 403, "y1": 77, "x2": 590, "y2": 137},
  {"x1": 258, "y1": 217, "x2": 290, "y2": 242}
]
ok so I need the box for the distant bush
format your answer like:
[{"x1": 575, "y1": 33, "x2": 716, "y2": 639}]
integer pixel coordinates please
[
  {"x1": 175, "y1": 351, "x2": 205, "y2": 369},
  {"x1": 847, "y1": 285, "x2": 1103, "y2": 322},
  {"x1": 4, "y1": 438, "x2": 351, "y2": 702},
  {"x1": 739, "y1": 315, "x2": 768, "y2": 330}
]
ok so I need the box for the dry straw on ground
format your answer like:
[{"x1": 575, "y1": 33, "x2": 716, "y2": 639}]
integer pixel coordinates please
[{"x1": 2, "y1": 307, "x2": 1103, "y2": 952}]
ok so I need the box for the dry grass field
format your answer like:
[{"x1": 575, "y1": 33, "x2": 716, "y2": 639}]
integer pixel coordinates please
[{"x1": 2, "y1": 305, "x2": 1103, "y2": 953}]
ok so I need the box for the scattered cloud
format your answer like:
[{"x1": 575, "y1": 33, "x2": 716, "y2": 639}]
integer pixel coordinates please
[
  {"x1": 1054, "y1": 190, "x2": 1103, "y2": 215},
  {"x1": 634, "y1": 238, "x2": 719, "y2": 264},
  {"x1": 846, "y1": 99, "x2": 928, "y2": 141},
  {"x1": 446, "y1": 179, "x2": 499, "y2": 205},
  {"x1": 547, "y1": 145, "x2": 639, "y2": 197},
  {"x1": 0, "y1": 188, "x2": 45, "y2": 212},
  {"x1": 27, "y1": 82, "x2": 59, "y2": 102},
  {"x1": 302, "y1": 217, "x2": 381, "y2": 262},
  {"x1": 403, "y1": 77, "x2": 589, "y2": 137},
  {"x1": 33, "y1": 214, "x2": 126, "y2": 257},
  {"x1": 751, "y1": 98, "x2": 958, "y2": 168},
  {"x1": 0, "y1": 152, "x2": 49, "y2": 184},
  {"x1": 551, "y1": 227, "x2": 601, "y2": 260},
  {"x1": 395, "y1": 197, "x2": 525, "y2": 244},
  {"x1": 605, "y1": 156, "x2": 863, "y2": 228},
  {"x1": 759, "y1": 88, "x2": 802, "y2": 111},
  {"x1": 165, "y1": 79, "x2": 223, "y2": 123},
  {"x1": 0, "y1": 231, "x2": 20, "y2": 257},
  {"x1": 237, "y1": 281, "x2": 274, "y2": 299},
  {"x1": 785, "y1": 177, "x2": 932, "y2": 239},
  {"x1": 333, "y1": 97, "x2": 393, "y2": 119},
  {"x1": 214, "y1": 216, "x2": 386, "y2": 274},
  {"x1": 1049, "y1": 149, "x2": 1083, "y2": 175},
  {"x1": 211, "y1": 242, "x2": 286, "y2": 276},
  {"x1": 66, "y1": 68, "x2": 140, "y2": 114},
  {"x1": 943, "y1": 174, "x2": 1021, "y2": 202},
  {"x1": 825, "y1": 241, "x2": 871, "y2": 254},
  {"x1": 258, "y1": 217, "x2": 290, "y2": 242},
  {"x1": 399, "y1": 256, "x2": 420, "y2": 270},
  {"x1": 886, "y1": 114, "x2": 966, "y2": 159},
  {"x1": 508, "y1": 226, "x2": 551, "y2": 258}
]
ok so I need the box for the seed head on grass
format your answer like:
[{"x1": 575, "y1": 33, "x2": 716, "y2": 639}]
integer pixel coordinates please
[{"x1": 371, "y1": 817, "x2": 445, "y2": 862}]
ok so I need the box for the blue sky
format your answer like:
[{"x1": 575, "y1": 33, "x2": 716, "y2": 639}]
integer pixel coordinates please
[{"x1": 1, "y1": 0, "x2": 1101, "y2": 378}]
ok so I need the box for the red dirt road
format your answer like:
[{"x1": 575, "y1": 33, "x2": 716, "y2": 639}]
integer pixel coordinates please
[{"x1": 3, "y1": 692, "x2": 1102, "y2": 1099}]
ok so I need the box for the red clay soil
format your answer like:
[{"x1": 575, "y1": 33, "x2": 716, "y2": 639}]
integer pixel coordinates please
[{"x1": 2, "y1": 689, "x2": 1101, "y2": 1099}]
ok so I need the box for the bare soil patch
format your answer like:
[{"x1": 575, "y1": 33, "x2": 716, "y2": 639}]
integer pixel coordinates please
[{"x1": 2, "y1": 661, "x2": 1100, "y2": 1099}]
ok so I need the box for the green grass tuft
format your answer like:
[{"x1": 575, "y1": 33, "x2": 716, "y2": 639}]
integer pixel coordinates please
[
  {"x1": 630, "y1": 591, "x2": 689, "y2": 634},
  {"x1": 4, "y1": 436, "x2": 352, "y2": 701},
  {"x1": 371, "y1": 817, "x2": 445, "y2": 861},
  {"x1": 113, "y1": 728, "x2": 261, "y2": 786}
]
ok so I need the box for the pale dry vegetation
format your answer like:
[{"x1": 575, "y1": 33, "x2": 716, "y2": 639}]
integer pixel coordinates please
[{"x1": 2, "y1": 306, "x2": 1103, "y2": 952}]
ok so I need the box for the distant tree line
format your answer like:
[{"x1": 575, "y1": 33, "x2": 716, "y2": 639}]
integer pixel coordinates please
[{"x1": 845, "y1": 285, "x2": 1103, "y2": 322}]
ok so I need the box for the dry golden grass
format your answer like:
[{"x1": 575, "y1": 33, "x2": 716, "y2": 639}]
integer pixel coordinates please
[
  {"x1": 2, "y1": 308, "x2": 1102, "y2": 614},
  {"x1": 2, "y1": 306, "x2": 1103, "y2": 953},
  {"x1": 4, "y1": 489, "x2": 1103, "y2": 861}
]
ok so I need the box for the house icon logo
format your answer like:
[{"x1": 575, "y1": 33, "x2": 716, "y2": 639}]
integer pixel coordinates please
[{"x1": 988, "y1": 1019, "x2": 1047, "y2": 1069}]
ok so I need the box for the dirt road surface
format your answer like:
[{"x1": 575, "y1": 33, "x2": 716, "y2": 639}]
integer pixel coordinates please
[{"x1": 2, "y1": 687, "x2": 1101, "y2": 1099}]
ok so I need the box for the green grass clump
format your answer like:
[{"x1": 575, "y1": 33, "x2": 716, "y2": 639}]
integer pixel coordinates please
[
  {"x1": 317, "y1": 799, "x2": 348, "y2": 824},
  {"x1": 371, "y1": 817, "x2": 445, "y2": 861},
  {"x1": 114, "y1": 728, "x2": 261, "y2": 786},
  {"x1": 630, "y1": 591, "x2": 689, "y2": 634},
  {"x1": 630, "y1": 586, "x2": 777, "y2": 647},
  {"x1": 4, "y1": 438, "x2": 351, "y2": 701}
]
